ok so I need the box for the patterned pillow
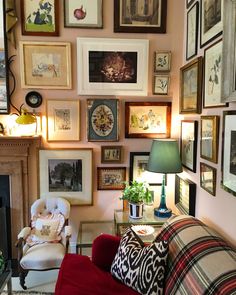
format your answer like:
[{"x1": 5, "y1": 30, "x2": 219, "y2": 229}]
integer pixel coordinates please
[{"x1": 111, "y1": 228, "x2": 168, "y2": 295}]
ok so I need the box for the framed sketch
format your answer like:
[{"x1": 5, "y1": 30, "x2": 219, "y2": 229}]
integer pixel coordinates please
[
  {"x1": 154, "y1": 51, "x2": 171, "y2": 72},
  {"x1": 186, "y1": 0, "x2": 195, "y2": 8},
  {"x1": 200, "y1": 162, "x2": 217, "y2": 196},
  {"x1": 180, "y1": 120, "x2": 198, "y2": 173},
  {"x1": 200, "y1": 0, "x2": 223, "y2": 48},
  {"x1": 200, "y1": 115, "x2": 219, "y2": 163},
  {"x1": 97, "y1": 167, "x2": 126, "y2": 190},
  {"x1": 19, "y1": 41, "x2": 72, "y2": 89},
  {"x1": 39, "y1": 149, "x2": 93, "y2": 205},
  {"x1": 87, "y1": 99, "x2": 119, "y2": 141},
  {"x1": 64, "y1": 0, "x2": 102, "y2": 28},
  {"x1": 125, "y1": 101, "x2": 171, "y2": 139},
  {"x1": 180, "y1": 57, "x2": 203, "y2": 114},
  {"x1": 20, "y1": 0, "x2": 59, "y2": 36},
  {"x1": 221, "y1": 111, "x2": 236, "y2": 196},
  {"x1": 114, "y1": 0, "x2": 167, "y2": 34},
  {"x1": 101, "y1": 146, "x2": 122, "y2": 164},
  {"x1": 153, "y1": 75, "x2": 170, "y2": 95},
  {"x1": 77, "y1": 37, "x2": 149, "y2": 96},
  {"x1": 129, "y1": 152, "x2": 166, "y2": 186},
  {"x1": 46, "y1": 99, "x2": 80, "y2": 141},
  {"x1": 175, "y1": 175, "x2": 196, "y2": 216},
  {"x1": 186, "y1": 2, "x2": 199, "y2": 60}
]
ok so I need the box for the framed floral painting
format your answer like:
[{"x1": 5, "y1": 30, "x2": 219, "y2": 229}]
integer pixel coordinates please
[
  {"x1": 154, "y1": 51, "x2": 171, "y2": 72},
  {"x1": 186, "y1": 2, "x2": 199, "y2": 60},
  {"x1": 153, "y1": 74, "x2": 170, "y2": 95}
]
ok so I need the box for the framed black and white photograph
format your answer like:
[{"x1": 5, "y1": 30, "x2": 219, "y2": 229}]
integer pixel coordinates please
[
  {"x1": 186, "y1": 2, "x2": 199, "y2": 60},
  {"x1": 101, "y1": 146, "x2": 122, "y2": 164},
  {"x1": 200, "y1": 162, "x2": 217, "y2": 196},
  {"x1": 154, "y1": 51, "x2": 171, "y2": 72},
  {"x1": 153, "y1": 74, "x2": 169, "y2": 95}
]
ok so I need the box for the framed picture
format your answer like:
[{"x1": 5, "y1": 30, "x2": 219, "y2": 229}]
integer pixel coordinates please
[
  {"x1": 101, "y1": 146, "x2": 122, "y2": 164},
  {"x1": 154, "y1": 51, "x2": 171, "y2": 72},
  {"x1": 200, "y1": 162, "x2": 217, "y2": 196},
  {"x1": 153, "y1": 75, "x2": 170, "y2": 95},
  {"x1": 200, "y1": 115, "x2": 219, "y2": 163},
  {"x1": 20, "y1": 0, "x2": 59, "y2": 36},
  {"x1": 186, "y1": 0, "x2": 195, "y2": 8},
  {"x1": 114, "y1": 0, "x2": 167, "y2": 34},
  {"x1": 221, "y1": 111, "x2": 236, "y2": 196},
  {"x1": 87, "y1": 99, "x2": 119, "y2": 141},
  {"x1": 0, "y1": 84, "x2": 7, "y2": 113},
  {"x1": 175, "y1": 175, "x2": 196, "y2": 216},
  {"x1": 129, "y1": 152, "x2": 166, "y2": 186},
  {"x1": 186, "y1": 2, "x2": 199, "y2": 60},
  {"x1": 200, "y1": 0, "x2": 223, "y2": 48},
  {"x1": 180, "y1": 57, "x2": 203, "y2": 114},
  {"x1": 0, "y1": 49, "x2": 6, "y2": 79},
  {"x1": 125, "y1": 101, "x2": 171, "y2": 139},
  {"x1": 39, "y1": 149, "x2": 93, "y2": 205},
  {"x1": 46, "y1": 99, "x2": 80, "y2": 142},
  {"x1": 180, "y1": 120, "x2": 198, "y2": 173},
  {"x1": 64, "y1": 0, "x2": 102, "y2": 28},
  {"x1": 97, "y1": 167, "x2": 126, "y2": 190},
  {"x1": 19, "y1": 41, "x2": 72, "y2": 89},
  {"x1": 77, "y1": 37, "x2": 149, "y2": 96}
]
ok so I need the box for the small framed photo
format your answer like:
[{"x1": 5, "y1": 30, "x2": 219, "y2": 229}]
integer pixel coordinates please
[
  {"x1": 125, "y1": 101, "x2": 171, "y2": 139},
  {"x1": 46, "y1": 99, "x2": 80, "y2": 142},
  {"x1": 20, "y1": 0, "x2": 59, "y2": 36},
  {"x1": 180, "y1": 57, "x2": 203, "y2": 114},
  {"x1": 175, "y1": 175, "x2": 196, "y2": 216},
  {"x1": 200, "y1": 162, "x2": 217, "y2": 196},
  {"x1": 200, "y1": 115, "x2": 219, "y2": 163},
  {"x1": 19, "y1": 41, "x2": 72, "y2": 89},
  {"x1": 101, "y1": 146, "x2": 122, "y2": 164},
  {"x1": 154, "y1": 51, "x2": 171, "y2": 72},
  {"x1": 186, "y1": 2, "x2": 199, "y2": 60},
  {"x1": 64, "y1": 0, "x2": 103, "y2": 28},
  {"x1": 180, "y1": 120, "x2": 198, "y2": 173},
  {"x1": 87, "y1": 99, "x2": 119, "y2": 141},
  {"x1": 153, "y1": 74, "x2": 170, "y2": 95},
  {"x1": 97, "y1": 167, "x2": 126, "y2": 190},
  {"x1": 222, "y1": 111, "x2": 236, "y2": 196}
]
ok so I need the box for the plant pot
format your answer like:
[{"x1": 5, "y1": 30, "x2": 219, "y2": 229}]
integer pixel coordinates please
[{"x1": 129, "y1": 202, "x2": 144, "y2": 219}]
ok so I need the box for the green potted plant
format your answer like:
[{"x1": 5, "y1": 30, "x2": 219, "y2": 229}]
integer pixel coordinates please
[
  {"x1": 120, "y1": 180, "x2": 152, "y2": 219},
  {"x1": 0, "y1": 250, "x2": 4, "y2": 274}
]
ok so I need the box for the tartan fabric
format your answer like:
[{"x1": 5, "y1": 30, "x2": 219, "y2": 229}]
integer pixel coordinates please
[{"x1": 156, "y1": 215, "x2": 236, "y2": 295}]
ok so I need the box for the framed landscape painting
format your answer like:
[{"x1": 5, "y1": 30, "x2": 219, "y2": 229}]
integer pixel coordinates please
[
  {"x1": 200, "y1": 162, "x2": 216, "y2": 196},
  {"x1": 97, "y1": 167, "x2": 126, "y2": 190}
]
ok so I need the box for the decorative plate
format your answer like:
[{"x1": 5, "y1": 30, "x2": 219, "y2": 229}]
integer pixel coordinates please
[
  {"x1": 25, "y1": 91, "x2": 43, "y2": 108},
  {"x1": 131, "y1": 225, "x2": 155, "y2": 236}
]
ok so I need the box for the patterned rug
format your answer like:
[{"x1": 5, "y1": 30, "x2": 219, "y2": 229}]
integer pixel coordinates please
[{"x1": 0, "y1": 292, "x2": 53, "y2": 295}]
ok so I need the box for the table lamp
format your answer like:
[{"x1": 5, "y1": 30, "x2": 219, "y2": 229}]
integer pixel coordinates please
[{"x1": 147, "y1": 139, "x2": 183, "y2": 218}]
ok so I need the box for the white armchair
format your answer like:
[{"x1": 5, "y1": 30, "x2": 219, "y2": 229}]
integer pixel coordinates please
[{"x1": 15, "y1": 197, "x2": 71, "y2": 290}]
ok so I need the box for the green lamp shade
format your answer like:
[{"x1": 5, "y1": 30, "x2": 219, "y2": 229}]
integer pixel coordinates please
[{"x1": 15, "y1": 110, "x2": 36, "y2": 125}]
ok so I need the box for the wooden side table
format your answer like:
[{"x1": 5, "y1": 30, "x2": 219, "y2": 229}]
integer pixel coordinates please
[{"x1": 0, "y1": 261, "x2": 12, "y2": 295}]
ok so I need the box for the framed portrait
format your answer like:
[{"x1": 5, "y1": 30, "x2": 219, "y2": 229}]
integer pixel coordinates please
[
  {"x1": 101, "y1": 146, "x2": 122, "y2": 164},
  {"x1": 186, "y1": 2, "x2": 199, "y2": 60},
  {"x1": 154, "y1": 51, "x2": 171, "y2": 72},
  {"x1": 20, "y1": 0, "x2": 59, "y2": 36},
  {"x1": 97, "y1": 167, "x2": 126, "y2": 190},
  {"x1": 153, "y1": 74, "x2": 170, "y2": 95},
  {"x1": 221, "y1": 111, "x2": 236, "y2": 196},
  {"x1": 200, "y1": 115, "x2": 219, "y2": 163},
  {"x1": 125, "y1": 101, "x2": 171, "y2": 139},
  {"x1": 87, "y1": 99, "x2": 119, "y2": 141},
  {"x1": 46, "y1": 99, "x2": 80, "y2": 142},
  {"x1": 77, "y1": 37, "x2": 149, "y2": 96},
  {"x1": 19, "y1": 41, "x2": 72, "y2": 89},
  {"x1": 114, "y1": 0, "x2": 167, "y2": 33},
  {"x1": 129, "y1": 152, "x2": 165, "y2": 186},
  {"x1": 64, "y1": 0, "x2": 102, "y2": 28},
  {"x1": 186, "y1": 0, "x2": 195, "y2": 9},
  {"x1": 200, "y1": 0, "x2": 223, "y2": 48},
  {"x1": 39, "y1": 149, "x2": 93, "y2": 205},
  {"x1": 200, "y1": 162, "x2": 217, "y2": 196},
  {"x1": 180, "y1": 57, "x2": 203, "y2": 114},
  {"x1": 180, "y1": 120, "x2": 198, "y2": 173},
  {"x1": 175, "y1": 175, "x2": 196, "y2": 216}
]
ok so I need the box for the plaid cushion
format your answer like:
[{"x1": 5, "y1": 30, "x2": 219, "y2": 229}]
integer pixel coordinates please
[{"x1": 156, "y1": 215, "x2": 236, "y2": 295}]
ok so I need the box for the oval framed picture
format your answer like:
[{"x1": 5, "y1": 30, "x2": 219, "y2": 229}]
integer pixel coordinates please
[{"x1": 25, "y1": 91, "x2": 43, "y2": 108}]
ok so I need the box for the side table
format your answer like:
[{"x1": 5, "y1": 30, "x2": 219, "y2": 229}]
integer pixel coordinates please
[{"x1": 0, "y1": 261, "x2": 12, "y2": 295}]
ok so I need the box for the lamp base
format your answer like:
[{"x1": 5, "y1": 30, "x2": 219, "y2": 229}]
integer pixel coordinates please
[{"x1": 154, "y1": 207, "x2": 172, "y2": 218}]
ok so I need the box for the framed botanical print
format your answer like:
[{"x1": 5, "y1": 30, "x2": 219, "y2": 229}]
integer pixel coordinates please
[
  {"x1": 87, "y1": 99, "x2": 119, "y2": 141},
  {"x1": 221, "y1": 111, "x2": 236, "y2": 196},
  {"x1": 186, "y1": 2, "x2": 199, "y2": 60},
  {"x1": 20, "y1": 0, "x2": 59, "y2": 36},
  {"x1": 154, "y1": 51, "x2": 171, "y2": 72},
  {"x1": 180, "y1": 120, "x2": 198, "y2": 172},
  {"x1": 125, "y1": 101, "x2": 171, "y2": 139},
  {"x1": 200, "y1": 162, "x2": 217, "y2": 196},
  {"x1": 200, "y1": 115, "x2": 219, "y2": 163},
  {"x1": 47, "y1": 99, "x2": 80, "y2": 141},
  {"x1": 153, "y1": 75, "x2": 170, "y2": 95},
  {"x1": 101, "y1": 146, "x2": 122, "y2": 164},
  {"x1": 180, "y1": 57, "x2": 203, "y2": 114},
  {"x1": 97, "y1": 167, "x2": 126, "y2": 190}
]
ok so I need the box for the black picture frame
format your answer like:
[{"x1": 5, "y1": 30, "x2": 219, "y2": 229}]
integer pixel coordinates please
[
  {"x1": 200, "y1": 162, "x2": 217, "y2": 196},
  {"x1": 186, "y1": 2, "x2": 199, "y2": 60},
  {"x1": 186, "y1": 0, "x2": 195, "y2": 9}
]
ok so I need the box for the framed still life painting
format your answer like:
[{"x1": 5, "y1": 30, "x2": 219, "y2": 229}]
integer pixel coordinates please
[
  {"x1": 97, "y1": 167, "x2": 126, "y2": 190},
  {"x1": 200, "y1": 162, "x2": 217, "y2": 196}
]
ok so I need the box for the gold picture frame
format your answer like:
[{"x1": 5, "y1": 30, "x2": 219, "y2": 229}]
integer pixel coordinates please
[{"x1": 97, "y1": 167, "x2": 126, "y2": 190}]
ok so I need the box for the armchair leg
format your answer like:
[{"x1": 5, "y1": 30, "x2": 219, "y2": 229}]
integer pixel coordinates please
[{"x1": 19, "y1": 270, "x2": 28, "y2": 290}]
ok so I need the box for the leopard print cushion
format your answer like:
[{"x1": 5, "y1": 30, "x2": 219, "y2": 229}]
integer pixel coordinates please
[{"x1": 111, "y1": 228, "x2": 168, "y2": 295}]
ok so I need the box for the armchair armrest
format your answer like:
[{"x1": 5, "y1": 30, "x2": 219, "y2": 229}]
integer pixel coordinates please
[
  {"x1": 61, "y1": 225, "x2": 72, "y2": 253},
  {"x1": 64, "y1": 225, "x2": 72, "y2": 237},
  {"x1": 17, "y1": 227, "x2": 31, "y2": 240},
  {"x1": 92, "y1": 234, "x2": 121, "y2": 272}
]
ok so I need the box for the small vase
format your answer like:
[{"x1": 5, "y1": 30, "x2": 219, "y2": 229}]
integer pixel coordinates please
[{"x1": 129, "y1": 202, "x2": 144, "y2": 219}]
